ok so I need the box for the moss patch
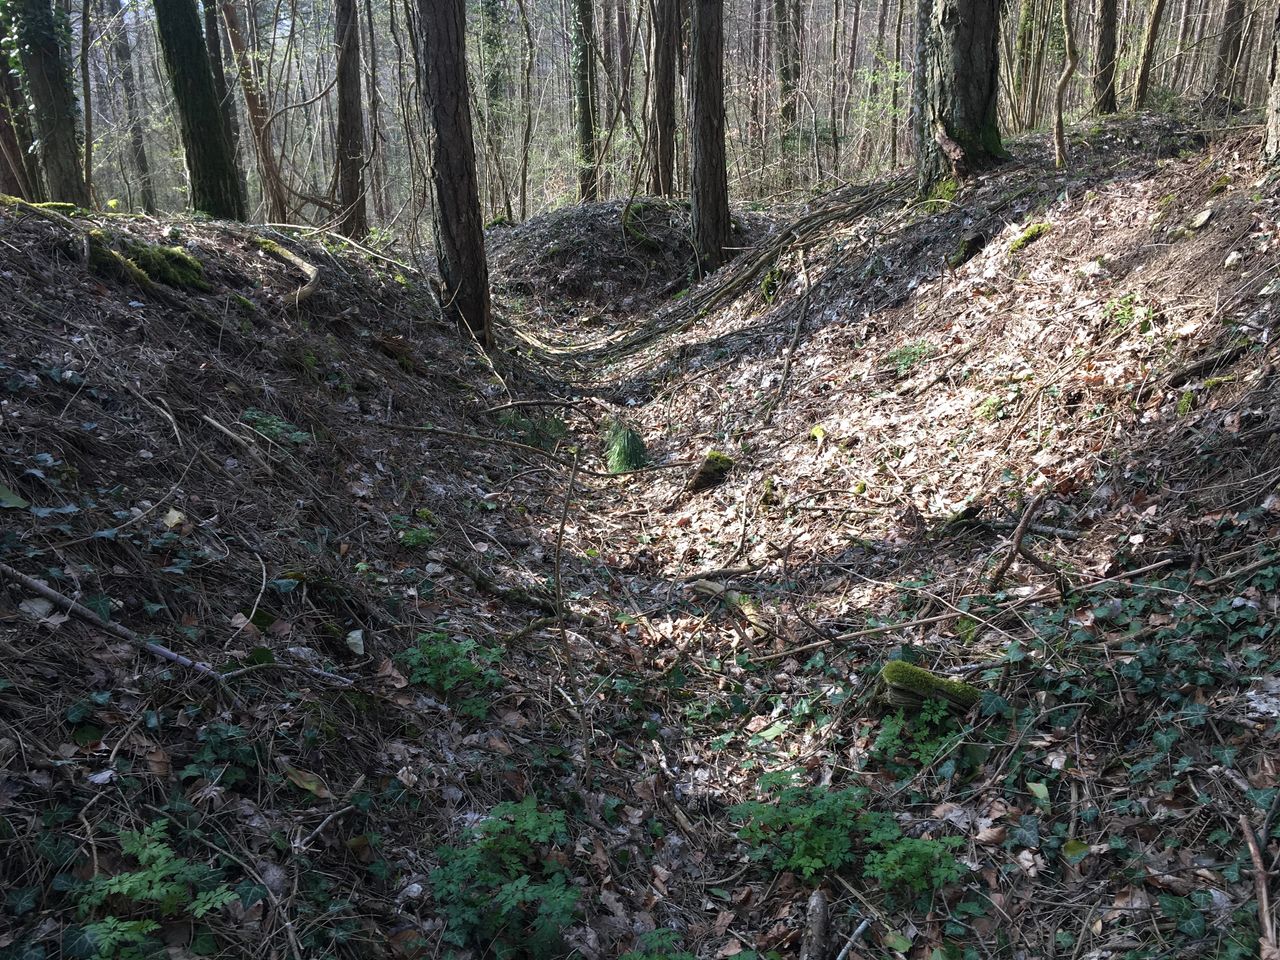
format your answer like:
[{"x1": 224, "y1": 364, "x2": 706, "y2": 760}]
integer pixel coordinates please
[
  {"x1": 881, "y1": 660, "x2": 982, "y2": 711},
  {"x1": 87, "y1": 229, "x2": 210, "y2": 292},
  {"x1": 1010, "y1": 222, "x2": 1052, "y2": 254}
]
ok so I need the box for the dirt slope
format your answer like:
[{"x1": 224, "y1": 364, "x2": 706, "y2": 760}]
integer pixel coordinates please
[{"x1": 2, "y1": 115, "x2": 1279, "y2": 960}]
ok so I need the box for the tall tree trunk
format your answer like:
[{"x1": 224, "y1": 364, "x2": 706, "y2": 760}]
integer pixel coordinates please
[
  {"x1": 615, "y1": 0, "x2": 632, "y2": 121},
  {"x1": 916, "y1": 0, "x2": 1006, "y2": 192},
  {"x1": 514, "y1": 0, "x2": 534, "y2": 218},
  {"x1": 690, "y1": 0, "x2": 730, "y2": 270},
  {"x1": 774, "y1": 0, "x2": 800, "y2": 131},
  {"x1": 572, "y1": 0, "x2": 599, "y2": 201},
  {"x1": 13, "y1": 0, "x2": 88, "y2": 204},
  {"x1": 154, "y1": 0, "x2": 246, "y2": 218},
  {"x1": 1266, "y1": 0, "x2": 1279, "y2": 160},
  {"x1": 102, "y1": 0, "x2": 156, "y2": 212},
  {"x1": 1053, "y1": 0, "x2": 1078, "y2": 167},
  {"x1": 0, "y1": 18, "x2": 43, "y2": 199},
  {"x1": 334, "y1": 0, "x2": 367, "y2": 236},
  {"x1": 201, "y1": 0, "x2": 246, "y2": 204},
  {"x1": 78, "y1": 0, "x2": 92, "y2": 200},
  {"x1": 220, "y1": 0, "x2": 289, "y2": 221},
  {"x1": 1094, "y1": 0, "x2": 1119, "y2": 112},
  {"x1": 418, "y1": 0, "x2": 493, "y2": 346},
  {"x1": 1130, "y1": 0, "x2": 1169, "y2": 110},
  {"x1": 1209, "y1": 0, "x2": 1245, "y2": 101},
  {"x1": 650, "y1": 0, "x2": 678, "y2": 195}
]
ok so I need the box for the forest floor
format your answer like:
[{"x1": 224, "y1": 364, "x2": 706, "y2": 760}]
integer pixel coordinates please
[{"x1": 2, "y1": 113, "x2": 1279, "y2": 960}]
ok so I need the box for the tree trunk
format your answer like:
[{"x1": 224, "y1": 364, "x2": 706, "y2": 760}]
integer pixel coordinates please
[
  {"x1": 1266, "y1": 0, "x2": 1279, "y2": 160},
  {"x1": 572, "y1": 0, "x2": 599, "y2": 201},
  {"x1": 78, "y1": 0, "x2": 92, "y2": 201},
  {"x1": 774, "y1": 0, "x2": 800, "y2": 131},
  {"x1": 690, "y1": 0, "x2": 730, "y2": 271},
  {"x1": 0, "y1": 19, "x2": 43, "y2": 199},
  {"x1": 154, "y1": 0, "x2": 245, "y2": 219},
  {"x1": 13, "y1": 0, "x2": 88, "y2": 205},
  {"x1": 1094, "y1": 0, "x2": 1118, "y2": 112},
  {"x1": 418, "y1": 0, "x2": 493, "y2": 347},
  {"x1": 650, "y1": 0, "x2": 678, "y2": 195},
  {"x1": 1053, "y1": 0, "x2": 1078, "y2": 167},
  {"x1": 334, "y1": 0, "x2": 367, "y2": 236},
  {"x1": 102, "y1": 0, "x2": 156, "y2": 212},
  {"x1": 1209, "y1": 0, "x2": 1245, "y2": 101},
  {"x1": 201, "y1": 0, "x2": 246, "y2": 204},
  {"x1": 1130, "y1": 0, "x2": 1169, "y2": 110},
  {"x1": 220, "y1": 0, "x2": 290, "y2": 221},
  {"x1": 916, "y1": 0, "x2": 1006, "y2": 193}
]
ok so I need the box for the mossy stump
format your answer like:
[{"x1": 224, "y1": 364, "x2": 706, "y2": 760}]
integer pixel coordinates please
[
  {"x1": 880, "y1": 660, "x2": 982, "y2": 713},
  {"x1": 686, "y1": 449, "x2": 734, "y2": 492}
]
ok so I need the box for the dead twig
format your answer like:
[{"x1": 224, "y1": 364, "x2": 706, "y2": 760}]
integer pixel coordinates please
[{"x1": 989, "y1": 494, "x2": 1045, "y2": 589}]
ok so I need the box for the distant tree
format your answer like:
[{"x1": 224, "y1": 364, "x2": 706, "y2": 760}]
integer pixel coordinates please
[
  {"x1": 690, "y1": 0, "x2": 731, "y2": 271},
  {"x1": 334, "y1": 0, "x2": 367, "y2": 236},
  {"x1": 102, "y1": 0, "x2": 156, "y2": 213},
  {"x1": 1208, "y1": 0, "x2": 1245, "y2": 102},
  {"x1": 1267, "y1": 1, "x2": 1280, "y2": 161},
  {"x1": 649, "y1": 0, "x2": 678, "y2": 196},
  {"x1": 0, "y1": 7, "x2": 42, "y2": 199},
  {"x1": 571, "y1": 0, "x2": 598, "y2": 201},
  {"x1": 1130, "y1": 0, "x2": 1169, "y2": 110},
  {"x1": 774, "y1": 0, "x2": 800, "y2": 131},
  {"x1": 418, "y1": 0, "x2": 493, "y2": 346},
  {"x1": 11, "y1": 0, "x2": 88, "y2": 205},
  {"x1": 1052, "y1": 0, "x2": 1078, "y2": 168},
  {"x1": 153, "y1": 0, "x2": 245, "y2": 219},
  {"x1": 915, "y1": 0, "x2": 1006, "y2": 193},
  {"x1": 1093, "y1": 0, "x2": 1118, "y2": 113}
]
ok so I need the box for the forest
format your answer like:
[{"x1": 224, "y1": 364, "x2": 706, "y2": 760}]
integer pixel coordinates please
[{"x1": 2, "y1": 0, "x2": 1280, "y2": 958}]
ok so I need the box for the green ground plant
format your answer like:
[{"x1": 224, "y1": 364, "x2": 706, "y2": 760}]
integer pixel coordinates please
[
  {"x1": 396, "y1": 631, "x2": 505, "y2": 717},
  {"x1": 430, "y1": 796, "x2": 578, "y2": 959},
  {"x1": 67, "y1": 820, "x2": 235, "y2": 959}
]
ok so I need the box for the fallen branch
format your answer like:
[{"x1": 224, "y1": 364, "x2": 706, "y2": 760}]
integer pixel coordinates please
[
  {"x1": 989, "y1": 494, "x2": 1045, "y2": 589},
  {"x1": 0, "y1": 562, "x2": 227, "y2": 687}
]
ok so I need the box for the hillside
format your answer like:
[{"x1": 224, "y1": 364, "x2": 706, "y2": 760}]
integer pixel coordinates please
[{"x1": 2, "y1": 115, "x2": 1279, "y2": 960}]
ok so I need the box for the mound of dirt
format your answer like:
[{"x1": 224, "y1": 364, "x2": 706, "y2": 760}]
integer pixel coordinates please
[{"x1": 488, "y1": 197, "x2": 778, "y2": 320}]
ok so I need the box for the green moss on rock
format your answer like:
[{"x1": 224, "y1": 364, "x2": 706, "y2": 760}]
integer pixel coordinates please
[{"x1": 881, "y1": 660, "x2": 982, "y2": 711}]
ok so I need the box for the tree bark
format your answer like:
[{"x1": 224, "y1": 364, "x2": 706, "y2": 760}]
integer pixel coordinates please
[
  {"x1": 1053, "y1": 0, "x2": 1078, "y2": 167},
  {"x1": 102, "y1": 0, "x2": 156, "y2": 212},
  {"x1": 0, "y1": 16, "x2": 43, "y2": 199},
  {"x1": 774, "y1": 0, "x2": 800, "y2": 131},
  {"x1": 1266, "y1": 0, "x2": 1280, "y2": 161},
  {"x1": 201, "y1": 0, "x2": 246, "y2": 204},
  {"x1": 334, "y1": 0, "x2": 367, "y2": 236},
  {"x1": 220, "y1": 0, "x2": 290, "y2": 221},
  {"x1": 690, "y1": 0, "x2": 731, "y2": 271},
  {"x1": 1093, "y1": 0, "x2": 1118, "y2": 112},
  {"x1": 1130, "y1": 0, "x2": 1169, "y2": 110},
  {"x1": 1208, "y1": 0, "x2": 1245, "y2": 101},
  {"x1": 418, "y1": 0, "x2": 493, "y2": 347},
  {"x1": 12, "y1": 0, "x2": 88, "y2": 205},
  {"x1": 650, "y1": 0, "x2": 678, "y2": 195},
  {"x1": 572, "y1": 0, "x2": 599, "y2": 201},
  {"x1": 916, "y1": 0, "x2": 1006, "y2": 193},
  {"x1": 154, "y1": 0, "x2": 245, "y2": 219}
]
